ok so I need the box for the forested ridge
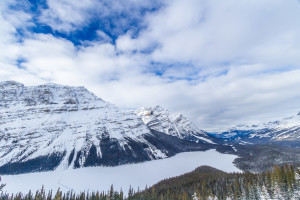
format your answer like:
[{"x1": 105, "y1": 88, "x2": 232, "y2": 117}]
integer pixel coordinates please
[
  {"x1": 133, "y1": 165, "x2": 300, "y2": 199},
  {"x1": 0, "y1": 165, "x2": 299, "y2": 200}
]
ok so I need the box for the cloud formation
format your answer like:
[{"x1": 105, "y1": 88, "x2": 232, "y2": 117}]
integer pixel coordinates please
[{"x1": 1, "y1": 0, "x2": 300, "y2": 131}]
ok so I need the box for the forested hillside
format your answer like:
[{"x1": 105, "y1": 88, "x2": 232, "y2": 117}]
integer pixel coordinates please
[
  {"x1": 1, "y1": 165, "x2": 299, "y2": 200},
  {"x1": 133, "y1": 165, "x2": 300, "y2": 199}
]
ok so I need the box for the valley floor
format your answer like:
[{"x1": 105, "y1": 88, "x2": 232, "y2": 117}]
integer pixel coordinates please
[{"x1": 1, "y1": 150, "x2": 239, "y2": 194}]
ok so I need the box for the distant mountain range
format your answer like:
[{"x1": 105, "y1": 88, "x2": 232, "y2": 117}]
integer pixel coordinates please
[
  {"x1": 0, "y1": 81, "x2": 223, "y2": 175},
  {"x1": 212, "y1": 112, "x2": 300, "y2": 147},
  {"x1": 210, "y1": 112, "x2": 300, "y2": 172}
]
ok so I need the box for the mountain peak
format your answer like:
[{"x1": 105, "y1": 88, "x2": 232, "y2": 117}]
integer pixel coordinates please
[
  {"x1": 135, "y1": 106, "x2": 209, "y2": 141},
  {"x1": 0, "y1": 80, "x2": 24, "y2": 89},
  {"x1": 152, "y1": 105, "x2": 167, "y2": 112},
  {"x1": 0, "y1": 81, "x2": 105, "y2": 107}
]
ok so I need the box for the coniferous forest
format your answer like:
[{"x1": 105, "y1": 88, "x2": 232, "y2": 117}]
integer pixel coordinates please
[{"x1": 0, "y1": 165, "x2": 299, "y2": 200}]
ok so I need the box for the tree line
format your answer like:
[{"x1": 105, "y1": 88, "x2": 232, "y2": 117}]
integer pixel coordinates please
[{"x1": 0, "y1": 165, "x2": 299, "y2": 200}]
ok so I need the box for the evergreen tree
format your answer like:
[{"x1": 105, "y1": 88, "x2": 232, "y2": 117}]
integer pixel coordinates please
[
  {"x1": 127, "y1": 185, "x2": 134, "y2": 200},
  {"x1": 54, "y1": 188, "x2": 62, "y2": 200},
  {"x1": 109, "y1": 185, "x2": 114, "y2": 200},
  {"x1": 0, "y1": 176, "x2": 6, "y2": 191}
]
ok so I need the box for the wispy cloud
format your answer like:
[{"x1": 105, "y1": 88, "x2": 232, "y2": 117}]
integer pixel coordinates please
[
  {"x1": 36, "y1": 0, "x2": 162, "y2": 42},
  {"x1": 1, "y1": 0, "x2": 300, "y2": 131}
]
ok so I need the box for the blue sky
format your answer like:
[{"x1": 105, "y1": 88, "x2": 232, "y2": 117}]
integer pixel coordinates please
[{"x1": 1, "y1": 0, "x2": 300, "y2": 131}]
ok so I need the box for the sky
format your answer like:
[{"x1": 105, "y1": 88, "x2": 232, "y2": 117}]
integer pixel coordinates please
[{"x1": 1, "y1": 0, "x2": 300, "y2": 131}]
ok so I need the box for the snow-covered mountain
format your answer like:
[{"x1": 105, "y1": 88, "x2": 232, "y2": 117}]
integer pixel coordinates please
[
  {"x1": 0, "y1": 81, "x2": 218, "y2": 175},
  {"x1": 214, "y1": 112, "x2": 300, "y2": 146},
  {"x1": 135, "y1": 106, "x2": 215, "y2": 144}
]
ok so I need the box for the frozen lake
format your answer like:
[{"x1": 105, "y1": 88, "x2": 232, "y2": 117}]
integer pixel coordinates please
[{"x1": 2, "y1": 149, "x2": 240, "y2": 194}]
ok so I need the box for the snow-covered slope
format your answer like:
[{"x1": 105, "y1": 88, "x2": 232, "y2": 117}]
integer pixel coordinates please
[
  {"x1": 135, "y1": 106, "x2": 215, "y2": 144},
  {"x1": 216, "y1": 112, "x2": 300, "y2": 145},
  {"x1": 0, "y1": 81, "x2": 170, "y2": 174},
  {"x1": 0, "y1": 81, "x2": 219, "y2": 175}
]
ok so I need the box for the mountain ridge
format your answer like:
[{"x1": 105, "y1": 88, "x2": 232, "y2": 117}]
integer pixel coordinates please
[
  {"x1": 214, "y1": 111, "x2": 300, "y2": 146},
  {"x1": 136, "y1": 106, "x2": 215, "y2": 144}
]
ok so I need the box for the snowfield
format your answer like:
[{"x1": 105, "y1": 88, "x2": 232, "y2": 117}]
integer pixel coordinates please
[{"x1": 1, "y1": 150, "x2": 240, "y2": 194}]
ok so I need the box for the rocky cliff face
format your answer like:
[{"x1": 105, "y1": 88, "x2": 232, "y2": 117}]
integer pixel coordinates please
[{"x1": 0, "y1": 81, "x2": 217, "y2": 175}]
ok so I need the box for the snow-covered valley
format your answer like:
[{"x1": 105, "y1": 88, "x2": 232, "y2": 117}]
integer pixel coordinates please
[{"x1": 1, "y1": 150, "x2": 239, "y2": 195}]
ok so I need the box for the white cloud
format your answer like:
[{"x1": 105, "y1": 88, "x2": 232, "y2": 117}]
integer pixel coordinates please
[
  {"x1": 1, "y1": 0, "x2": 300, "y2": 132},
  {"x1": 120, "y1": 0, "x2": 300, "y2": 68},
  {"x1": 39, "y1": 0, "x2": 161, "y2": 33},
  {"x1": 38, "y1": 0, "x2": 96, "y2": 32}
]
